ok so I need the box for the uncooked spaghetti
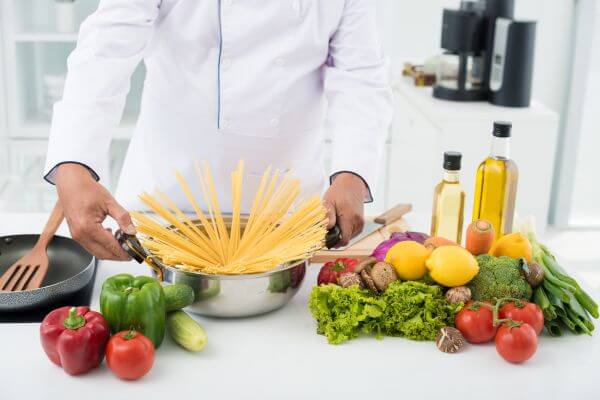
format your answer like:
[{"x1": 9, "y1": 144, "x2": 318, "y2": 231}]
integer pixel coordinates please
[{"x1": 130, "y1": 160, "x2": 328, "y2": 275}]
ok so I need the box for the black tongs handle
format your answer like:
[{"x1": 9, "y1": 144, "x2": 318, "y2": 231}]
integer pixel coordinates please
[
  {"x1": 325, "y1": 225, "x2": 341, "y2": 249},
  {"x1": 115, "y1": 229, "x2": 146, "y2": 263}
]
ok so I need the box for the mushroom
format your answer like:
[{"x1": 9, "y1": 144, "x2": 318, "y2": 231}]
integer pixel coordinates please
[
  {"x1": 521, "y1": 261, "x2": 545, "y2": 288},
  {"x1": 353, "y1": 256, "x2": 377, "y2": 274},
  {"x1": 338, "y1": 272, "x2": 364, "y2": 289},
  {"x1": 356, "y1": 262, "x2": 397, "y2": 293},
  {"x1": 445, "y1": 286, "x2": 472, "y2": 304},
  {"x1": 435, "y1": 327, "x2": 465, "y2": 353},
  {"x1": 370, "y1": 262, "x2": 398, "y2": 291},
  {"x1": 360, "y1": 268, "x2": 379, "y2": 293}
]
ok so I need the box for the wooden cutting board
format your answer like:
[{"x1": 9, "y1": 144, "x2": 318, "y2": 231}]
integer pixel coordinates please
[{"x1": 310, "y1": 204, "x2": 412, "y2": 264}]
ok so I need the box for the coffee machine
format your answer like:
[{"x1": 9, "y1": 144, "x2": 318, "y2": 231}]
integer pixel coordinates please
[{"x1": 433, "y1": 0, "x2": 536, "y2": 107}]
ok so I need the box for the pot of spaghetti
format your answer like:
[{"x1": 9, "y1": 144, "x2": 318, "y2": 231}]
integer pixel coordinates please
[
  {"x1": 115, "y1": 161, "x2": 339, "y2": 318},
  {"x1": 116, "y1": 226, "x2": 311, "y2": 318}
]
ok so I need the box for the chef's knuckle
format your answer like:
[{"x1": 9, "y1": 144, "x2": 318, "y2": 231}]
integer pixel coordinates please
[{"x1": 115, "y1": 210, "x2": 130, "y2": 224}]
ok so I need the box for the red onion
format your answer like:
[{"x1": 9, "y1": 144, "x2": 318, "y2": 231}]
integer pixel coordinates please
[{"x1": 371, "y1": 231, "x2": 429, "y2": 261}]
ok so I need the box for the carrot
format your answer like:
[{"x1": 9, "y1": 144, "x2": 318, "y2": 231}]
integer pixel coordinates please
[
  {"x1": 424, "y1": 236, "x2": 458, "y2": 251},
  {"x1": 465, "y1": 219, "x2": 495, "y2": 255}
]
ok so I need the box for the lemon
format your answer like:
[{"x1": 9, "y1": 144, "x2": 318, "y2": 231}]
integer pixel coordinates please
[
  {"x1": 425, "y1": 246, "x2": 479, "y2": 287},
  {"x1": 385, "y1": 241, "x2": 430, "y2": 280}
]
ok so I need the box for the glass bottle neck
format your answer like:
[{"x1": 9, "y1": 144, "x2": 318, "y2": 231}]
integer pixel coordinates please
[
  {"x1": 490, "y1": 137, "x2": 510, "y2": 160},
  {"x1": 443, "y1": 170, "x2": 460, "y2": 183}
]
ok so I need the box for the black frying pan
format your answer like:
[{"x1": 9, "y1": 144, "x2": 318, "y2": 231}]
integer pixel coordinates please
[{"x1": 0, "y1": 234, "x2": 95, "y2": 311}]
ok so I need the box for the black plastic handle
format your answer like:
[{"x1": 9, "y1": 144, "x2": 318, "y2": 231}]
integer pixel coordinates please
[
  {"x1": 115, "y1": 229, "x2": 146, "y2": 263},
  {"x1": 325, "y1": 225, "x2": 341, "y2": 249}
]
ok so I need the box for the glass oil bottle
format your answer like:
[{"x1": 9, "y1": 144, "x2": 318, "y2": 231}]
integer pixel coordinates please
[
  {"x1": 472, "y1": 121, "x2": 519, "y2": 240},
  {"x1": 430, "y1": 151, "x2": 466, "y2": 243}
]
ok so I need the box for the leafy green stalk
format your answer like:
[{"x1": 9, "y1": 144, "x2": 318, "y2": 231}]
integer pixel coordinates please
[
  {"x1": 545, "y1": 288, "x2": 567, "y2": 319},
  {"x1": 558, "y1": 314, "x2": 577, "y2": 333},
  {"x1": 542, "y1": 279, "x2": 570, "y2": 303},
  {"x1": 545, "y1": 320, "x2": 563, "y2": 337},
  {"x1": 540, "y1": 254, "x2": 577, "y2": 293},
  {"x1": 565, "y1": 306, "x2": 592, "y2": 336}
]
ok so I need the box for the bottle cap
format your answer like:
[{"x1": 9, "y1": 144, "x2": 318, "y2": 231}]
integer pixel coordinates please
[
  {"x1": 443, "y1": 151, "x2": 462, "y2": 171},
  {"x1": 493, "y1": 121, "x2": 512, "y2": 137}
]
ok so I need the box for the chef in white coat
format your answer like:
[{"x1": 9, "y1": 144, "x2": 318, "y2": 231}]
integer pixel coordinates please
[{"x1": 43, "y1": 0, "x2": 393, "y2": 260}]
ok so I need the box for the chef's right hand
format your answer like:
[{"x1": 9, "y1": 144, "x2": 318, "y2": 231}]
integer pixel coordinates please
[{"x1": 55, "y1": 163, "x2": 133, "y2": 260}]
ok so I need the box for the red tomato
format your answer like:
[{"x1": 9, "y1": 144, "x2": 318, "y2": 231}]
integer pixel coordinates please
[
  {"x1": 499, "y1": 301, "x2": 544, "y2": 335},
  {"x1": 455, "y1": 301, "x2": 498, "y2": 343},
  {"x1": 106, "y1": 330, "x2": 155, "y2": 380},
  {"x1": 495, "y1": 322, "x2": 538, "y2": 363},
  {"x1": 317, "y1": 258, "x2": 358, "y2": 285}
]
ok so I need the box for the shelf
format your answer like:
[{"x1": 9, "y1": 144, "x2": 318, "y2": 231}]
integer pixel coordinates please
[
  {"x1": 13, "y1": 32, "x2": 79, "y2": 43},
  {"x1": 393, "y1": 78, "x2": 560, "y2": 127}
]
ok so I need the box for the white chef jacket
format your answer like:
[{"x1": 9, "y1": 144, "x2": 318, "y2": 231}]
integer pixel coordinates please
[{"x1": 43, "y1": 0, "x2": 393, "y2": 213}]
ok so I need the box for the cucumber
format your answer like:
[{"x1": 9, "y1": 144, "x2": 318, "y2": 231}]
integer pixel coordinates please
[
  {"x1": 167, "y1": 311, "x2": 207, "y2": 352},
  {"x1": 163, "y1": 284, "x2": 195, "y2": 311}
]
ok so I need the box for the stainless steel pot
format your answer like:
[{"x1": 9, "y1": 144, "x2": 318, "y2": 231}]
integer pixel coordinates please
[{"x1": 115, "y1": 229, "x2": 309, "y2": 318}]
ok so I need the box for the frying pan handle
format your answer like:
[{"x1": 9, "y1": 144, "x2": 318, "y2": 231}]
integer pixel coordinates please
[{"x1": 115, "y1": 230, "x2": 165, "y2": 281}]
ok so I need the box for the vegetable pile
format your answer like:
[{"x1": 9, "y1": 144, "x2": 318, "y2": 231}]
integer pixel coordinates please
[
  {"x1": 309, "y1": 217, "x2": 599, "y2": 365},
  {"x1": 309, "y1": 281, "x2": 460, "y2": 344},
  {"x1": 39, "y1": 274, "x2": 206, "y2": 380}
]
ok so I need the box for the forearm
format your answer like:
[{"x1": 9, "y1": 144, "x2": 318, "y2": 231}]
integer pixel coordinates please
[
  {"x1": 325, "y1": 0, "x2": 394, "y2": 201},
  {"x1": 44, "y1": 0, "x2": 160, "y2": 183}
]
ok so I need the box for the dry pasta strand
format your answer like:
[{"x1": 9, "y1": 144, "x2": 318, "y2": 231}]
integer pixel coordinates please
[{"x1": 132, "y1": 161, "x2": 328, "y2": 275}]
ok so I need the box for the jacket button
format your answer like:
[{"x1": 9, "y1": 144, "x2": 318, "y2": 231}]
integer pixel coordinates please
[
  {"x1": 221, "y1": 58, "x2": 232, "y2": 69},
  {"x1": 270, "y1": 118, "x2": 280, "y2": 127},
  {"x1": 276, "y1": 58, "x2": 285, "y2": 67}
]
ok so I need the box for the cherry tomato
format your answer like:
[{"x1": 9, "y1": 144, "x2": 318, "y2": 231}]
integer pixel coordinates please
[
  {"x1": 495, "y1": 322, "x2": 538, "y2": 363},
  {"x1": 106, "y1": 330, "x2": 154, "y2": 380},
  {"x1": 455, "y1": 301, "x2": 498, "y2": 343},
  {"x1": 499, "y1": 301, "x2": 544, "y2": 335}
]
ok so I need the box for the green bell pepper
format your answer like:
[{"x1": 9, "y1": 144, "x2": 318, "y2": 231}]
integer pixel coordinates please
[{"x1": 100, "y1": 274, "x2": 166, "y2": 348}]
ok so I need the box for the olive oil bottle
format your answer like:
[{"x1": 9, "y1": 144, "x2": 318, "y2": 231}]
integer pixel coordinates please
[
  {"x1": 431, "y1": 152, "x2": 466, "y2": 243},
  {"x1": 472, "y1": 121, "x2": 519, "y2": 240}
]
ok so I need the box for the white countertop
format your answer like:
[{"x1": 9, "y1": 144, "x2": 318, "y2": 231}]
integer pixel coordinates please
[{"x1": 1, "y1": 213, "x2": 600, "y2": 400}]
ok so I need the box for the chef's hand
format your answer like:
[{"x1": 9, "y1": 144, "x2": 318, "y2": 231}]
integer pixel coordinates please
[
  {"x1": 323, "y1": 173, "x2": 368, "y2": 247},
  {"x1": 55, "y1": 163, "x2": 133, "y2": 260}
]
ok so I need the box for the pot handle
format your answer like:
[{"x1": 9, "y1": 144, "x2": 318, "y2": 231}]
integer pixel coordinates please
[{"x1": 115, "y1": 229, "x2": 165, "y2": 281}]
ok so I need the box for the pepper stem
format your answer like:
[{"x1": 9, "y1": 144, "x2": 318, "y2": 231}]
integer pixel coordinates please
[
  {"x1": 63, "y1": 307, "x2": 86, "y2": 330},
  {"x1": 123, "y1": 329, "x2": 137, "y2": 340}
]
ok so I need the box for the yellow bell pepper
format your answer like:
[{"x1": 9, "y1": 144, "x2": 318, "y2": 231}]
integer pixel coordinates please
[{"x1": 489, "y1": 232, "x2": 533, "y2": 262}]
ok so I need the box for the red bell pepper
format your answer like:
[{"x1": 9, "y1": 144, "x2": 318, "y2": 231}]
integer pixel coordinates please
[
  {"x1": 40, "y1": 306, "x2": 110, "y2": 375},
  {"x1": 317, "y1": 258, "x2": 358, "y2": 285}
]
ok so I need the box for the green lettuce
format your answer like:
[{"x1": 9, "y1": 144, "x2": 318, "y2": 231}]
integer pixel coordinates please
[
  {"x1": 308, "y1": 284, "x2": 385, "y2": 344},
  {"x1": 308, "y1": 281, "x2": 461, "y2": 344},
  {"x1": 380, "y1": 281, "x2": 461, "y2": 341}
]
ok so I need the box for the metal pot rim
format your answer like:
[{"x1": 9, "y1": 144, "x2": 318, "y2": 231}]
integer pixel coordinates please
[{"x1": 159, "y1": 258, "x2": 308, "y2": 280}]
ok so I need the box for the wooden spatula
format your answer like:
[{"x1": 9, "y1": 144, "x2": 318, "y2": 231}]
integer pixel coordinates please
[{"x1": 0, "y1": 201, "x2": 64, "y2": 292}]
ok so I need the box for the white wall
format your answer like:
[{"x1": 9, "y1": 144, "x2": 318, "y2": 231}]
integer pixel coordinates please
[{"x1": 376, "y1": 0, "x2": 575, "y2": 113}]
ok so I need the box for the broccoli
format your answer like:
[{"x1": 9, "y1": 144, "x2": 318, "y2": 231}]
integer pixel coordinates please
[{"x1": 468, "y1": 255, "x2": 532, "y2": 301}]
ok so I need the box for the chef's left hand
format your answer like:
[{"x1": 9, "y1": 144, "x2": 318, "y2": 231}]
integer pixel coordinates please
[{"x1": 323, "y1": 173, "x2": 368, "y2": 247}]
